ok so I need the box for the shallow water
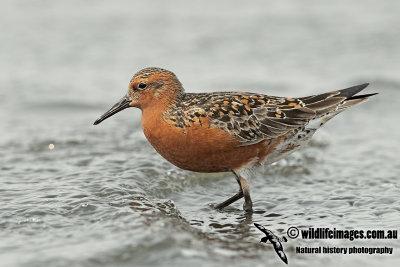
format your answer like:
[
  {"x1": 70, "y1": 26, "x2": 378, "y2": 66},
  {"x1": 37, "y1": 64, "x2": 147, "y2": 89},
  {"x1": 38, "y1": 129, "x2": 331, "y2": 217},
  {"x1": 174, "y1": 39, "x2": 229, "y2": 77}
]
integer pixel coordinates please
[{"x1": 1, "y1": 1, "x2": 399, "y2": 266}]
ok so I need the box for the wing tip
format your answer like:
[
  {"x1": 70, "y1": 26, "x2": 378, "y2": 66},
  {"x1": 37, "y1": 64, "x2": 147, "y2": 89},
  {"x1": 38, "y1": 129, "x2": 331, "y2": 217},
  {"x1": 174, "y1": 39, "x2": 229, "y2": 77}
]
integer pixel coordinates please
[{"x1": 338, "y1": 83, "x2": 370, "y2": 99}]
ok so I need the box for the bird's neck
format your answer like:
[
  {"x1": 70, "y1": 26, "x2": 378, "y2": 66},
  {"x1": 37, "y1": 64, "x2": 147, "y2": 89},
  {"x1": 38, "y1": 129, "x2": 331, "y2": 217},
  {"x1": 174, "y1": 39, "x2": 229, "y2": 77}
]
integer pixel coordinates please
[{"x1": 143, "y1": 90, "x2": 184, "y2": 114}]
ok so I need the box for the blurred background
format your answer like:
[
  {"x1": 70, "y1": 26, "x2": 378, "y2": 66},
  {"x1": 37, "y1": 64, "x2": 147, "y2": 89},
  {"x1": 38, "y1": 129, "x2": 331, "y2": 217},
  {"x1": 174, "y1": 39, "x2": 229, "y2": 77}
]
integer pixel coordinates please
[{"x1": 1, "y1": 0, "x2": 399, "y2": 266}]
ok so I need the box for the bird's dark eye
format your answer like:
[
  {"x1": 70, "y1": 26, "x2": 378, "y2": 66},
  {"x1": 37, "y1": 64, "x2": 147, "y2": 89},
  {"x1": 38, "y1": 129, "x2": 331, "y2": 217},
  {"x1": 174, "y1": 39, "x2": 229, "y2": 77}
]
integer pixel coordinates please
[{"x1": 138, "y1": 82, "x2": 147, "y2": 89}]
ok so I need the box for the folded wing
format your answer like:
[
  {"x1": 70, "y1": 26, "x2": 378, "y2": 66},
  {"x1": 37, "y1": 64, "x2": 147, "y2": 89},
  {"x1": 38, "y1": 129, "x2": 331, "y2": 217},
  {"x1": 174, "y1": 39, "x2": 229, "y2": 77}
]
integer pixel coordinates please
[{"x1": 207, "y1": 83, "x2": 375, "y2": 146}]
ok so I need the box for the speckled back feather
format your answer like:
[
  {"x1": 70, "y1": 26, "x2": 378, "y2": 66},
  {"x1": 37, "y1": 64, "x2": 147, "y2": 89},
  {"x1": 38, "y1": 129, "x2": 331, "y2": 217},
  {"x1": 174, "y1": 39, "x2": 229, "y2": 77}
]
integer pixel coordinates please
[{"x1": 163, "y1": 83, "x2": 373, "y2": 146}]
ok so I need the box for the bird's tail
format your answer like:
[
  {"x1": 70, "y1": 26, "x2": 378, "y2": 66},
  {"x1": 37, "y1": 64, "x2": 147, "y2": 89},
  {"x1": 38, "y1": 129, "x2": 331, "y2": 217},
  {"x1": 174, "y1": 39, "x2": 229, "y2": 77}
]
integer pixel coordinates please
[
  {"x1": 299, "y1": 83, "x2": 377, "y2": 128},
  {"x1": 335, "y1": 83, "x2": 377, "y2": 111},
  {"x1": 300, "y1": 83, "x2": 377, "y2": 117}
]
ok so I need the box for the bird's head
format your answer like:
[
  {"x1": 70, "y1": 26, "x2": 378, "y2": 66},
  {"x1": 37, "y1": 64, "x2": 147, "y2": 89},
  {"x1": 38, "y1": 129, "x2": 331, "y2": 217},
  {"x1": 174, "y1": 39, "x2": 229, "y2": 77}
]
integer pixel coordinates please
[
  {"x1": 93, "y1": 67, "x2": 184, "y2": 125},
  {"x1": 260, "y1": 236, "x2": 269, "y2": 243}
]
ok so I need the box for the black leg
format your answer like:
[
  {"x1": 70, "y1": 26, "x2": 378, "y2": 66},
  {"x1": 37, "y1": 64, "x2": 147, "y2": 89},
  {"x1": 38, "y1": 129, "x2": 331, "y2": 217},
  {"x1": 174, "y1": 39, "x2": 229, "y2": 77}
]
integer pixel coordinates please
[
  {"x1": 215, "y1": 171, "x2": 243, "y2": 209},
  {"x1": 215, "y1": 171, "x2": 253, "y2": 212},
  {"x1": 232, "y1": 171, "x2": 253, "y2": 212},
  {"x1": 240, "y1": 177, "x2": 253, "y2": 212},
  {"x1": 215, "y1": 190, "x2": 243, "y2": 209}
]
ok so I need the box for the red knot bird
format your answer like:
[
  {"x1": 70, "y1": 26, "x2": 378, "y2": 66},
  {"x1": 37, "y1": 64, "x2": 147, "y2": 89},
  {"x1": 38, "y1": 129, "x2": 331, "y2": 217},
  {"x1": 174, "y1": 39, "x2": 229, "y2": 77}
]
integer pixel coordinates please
[{"x1": 94, "y1": 67, "x2": 377, "y2": 211}]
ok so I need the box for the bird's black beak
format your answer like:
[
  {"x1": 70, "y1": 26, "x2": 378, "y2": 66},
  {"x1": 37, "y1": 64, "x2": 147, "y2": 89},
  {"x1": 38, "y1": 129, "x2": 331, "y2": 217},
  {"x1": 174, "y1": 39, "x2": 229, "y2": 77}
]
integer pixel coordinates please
[{"x1": 93, "y1": 96, "x2": 132, "y2": 125}]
